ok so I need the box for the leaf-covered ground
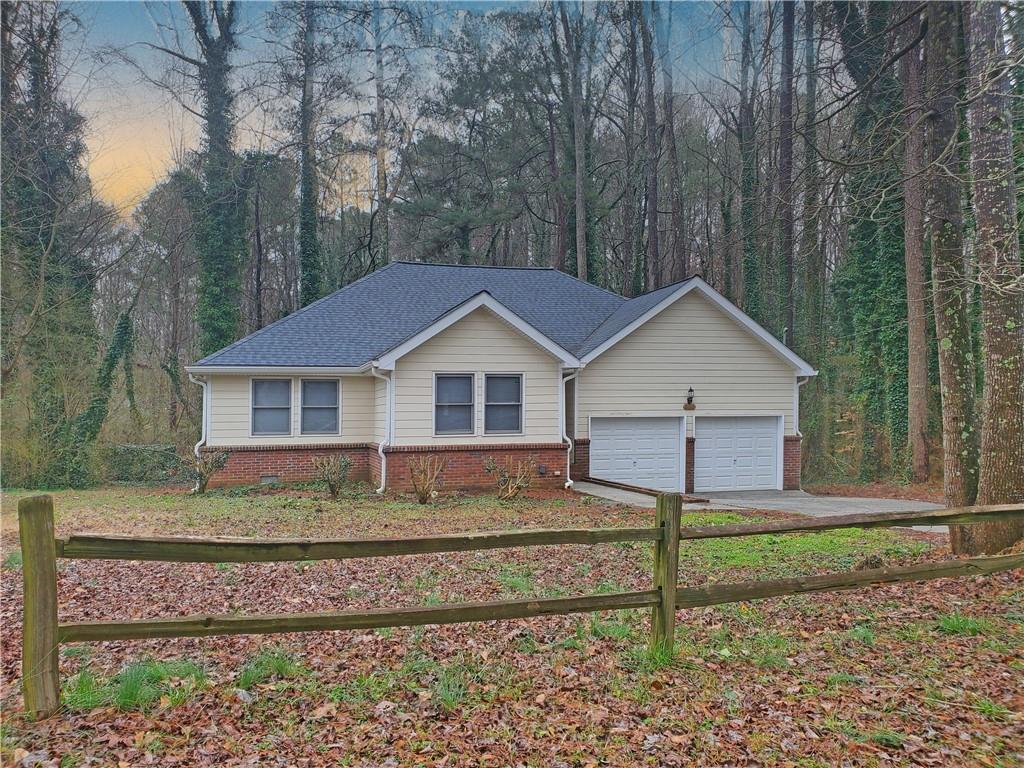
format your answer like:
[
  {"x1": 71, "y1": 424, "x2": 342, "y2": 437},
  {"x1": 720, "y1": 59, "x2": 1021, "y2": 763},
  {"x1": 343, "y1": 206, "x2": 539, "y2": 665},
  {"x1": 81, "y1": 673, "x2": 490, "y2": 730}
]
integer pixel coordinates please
[{"x1": 1, "y1": 484, "x2": 1021, "y2": 767}]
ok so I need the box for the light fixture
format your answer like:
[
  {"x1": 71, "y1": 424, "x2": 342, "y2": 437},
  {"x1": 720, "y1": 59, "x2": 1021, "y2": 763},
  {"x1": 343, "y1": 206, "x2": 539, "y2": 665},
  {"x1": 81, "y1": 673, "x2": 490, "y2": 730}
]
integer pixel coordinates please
[{"x1": 687, "y1": 387, "x2": 695, "y2": 405}]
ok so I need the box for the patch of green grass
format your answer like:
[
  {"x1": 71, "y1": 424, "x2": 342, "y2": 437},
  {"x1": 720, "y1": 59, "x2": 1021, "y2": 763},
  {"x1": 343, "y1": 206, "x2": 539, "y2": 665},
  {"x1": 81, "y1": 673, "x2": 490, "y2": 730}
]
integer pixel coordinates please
[
  {"x1": 825, "y1": 672, "x2": 864, "y2": 691},
  {"x1": 237, "y1": 648, "x2": 302, "y2": 690},
  {"x1": 677, "y1": 512, "x2": 928, "y2": 575},
  {"x1": 432, "y1": 661, "x2": 472, "y2": 712},
  {"x1": 329, "y1": 671, "x2": 395, "y2": 704},
  {"x1": 2, "y1": 550, "x2": 22, "y2": 569},
  {"x1": 61, "y1": 644, "x2": 91, "y2": 659},
  {"x1": 976, "y1": 698, "x2": 1012, "y2": 721},
  {"x1": 621, "y1": 642, "x2": 676, "y2": 675},
  {"x1": 495, "y1": 564, "x2": 533, "y2": 596},
  {"x1": 62, "y1": 660, "x2": 206, "y2": 712},
  {"x1": 214, "y1": 562, "x2": 234, "y2": 572},
  {"x1": 846, "y1": 624, "x2": 876, "y2": 646},
  {"x1": 868, "y1": 729, "x2": 905, "y2": 749},
  {"x1": 589, "y1": 614, "x2": 633, "y2": 641},
  {"x1": 936, "y1": 613, "x2": 993, "y2": 637}
]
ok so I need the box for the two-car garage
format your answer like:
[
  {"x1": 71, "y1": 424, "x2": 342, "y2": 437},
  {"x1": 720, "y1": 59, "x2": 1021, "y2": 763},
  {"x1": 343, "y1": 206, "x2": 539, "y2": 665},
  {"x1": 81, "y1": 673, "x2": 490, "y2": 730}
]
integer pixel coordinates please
[{"x1": 588, "y1": 415, "x2": 782, "y2": 493}]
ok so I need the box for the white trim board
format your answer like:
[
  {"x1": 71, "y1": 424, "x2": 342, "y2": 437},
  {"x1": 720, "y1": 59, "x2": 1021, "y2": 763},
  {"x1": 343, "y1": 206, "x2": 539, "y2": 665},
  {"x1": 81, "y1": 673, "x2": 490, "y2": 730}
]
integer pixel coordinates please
[
  {"x1": 579, "y1": 277, "x2": 817, "y2": 377},
  {"x1": 374, "y1": 292, "x2": 581, "y2": 370}
]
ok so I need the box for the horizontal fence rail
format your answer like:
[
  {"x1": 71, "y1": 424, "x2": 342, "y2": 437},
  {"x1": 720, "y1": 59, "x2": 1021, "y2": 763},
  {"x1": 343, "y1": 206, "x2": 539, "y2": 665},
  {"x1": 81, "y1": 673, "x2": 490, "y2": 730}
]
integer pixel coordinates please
[
  {"x1": 16, "y1": 494, "x2": 1024, "y2": 718},
  {"x1": 59, "y1": 591, "x2": 662, "y2": 643},
  {"x1": 57, "y1": 526, "x2": 663, "y2": 562},
  {"x1": 676, "y1": 503, "x2": 1024, "y2": 540}
]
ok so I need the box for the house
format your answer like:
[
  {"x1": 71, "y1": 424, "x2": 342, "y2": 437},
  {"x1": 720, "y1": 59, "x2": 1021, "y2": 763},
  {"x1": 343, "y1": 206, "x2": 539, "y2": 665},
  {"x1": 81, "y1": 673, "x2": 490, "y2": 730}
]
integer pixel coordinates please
[{"x1": 186, "y1": 262, "x2": 816, "y2": 493}]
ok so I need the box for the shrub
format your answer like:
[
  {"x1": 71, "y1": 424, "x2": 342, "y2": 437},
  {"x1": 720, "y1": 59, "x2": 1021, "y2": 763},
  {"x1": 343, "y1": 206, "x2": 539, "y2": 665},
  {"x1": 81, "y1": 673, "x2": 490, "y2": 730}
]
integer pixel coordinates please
[
  {"x1": 181, "y1": 450, "x2": 229, "y2": 494},
  {"x1": 408, "y1": 455, "x2": 446, "y2": 504},
  {"x1": 483, "y1": 456, "x2": 535, "y2": 500},
  {"x1": 312, "y1": 454, "x2": 352, "y2": 499}
]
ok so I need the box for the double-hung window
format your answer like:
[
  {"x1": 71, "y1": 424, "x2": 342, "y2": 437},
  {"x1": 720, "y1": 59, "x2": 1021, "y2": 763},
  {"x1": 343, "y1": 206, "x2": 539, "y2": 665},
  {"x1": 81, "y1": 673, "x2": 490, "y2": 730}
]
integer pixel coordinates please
[
  {"x1": 252, "y1": 379, "x2": 291, "y2": 435},
  {"x1": 435, "y1": 374, "x2": 474, "y2": 435},
  {"x1": 484, "y1": 374, "x2": 523, "y2": 434},
  {"x1": 301, "y1": 380, "x2": 339, "y2": 434}
]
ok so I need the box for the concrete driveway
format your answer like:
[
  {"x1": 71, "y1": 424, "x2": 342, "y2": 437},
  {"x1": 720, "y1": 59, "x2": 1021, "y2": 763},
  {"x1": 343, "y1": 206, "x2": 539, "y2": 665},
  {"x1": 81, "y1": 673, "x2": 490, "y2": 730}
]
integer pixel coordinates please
[{"x1": 571, "y1": 482, "x2": 946, "y2": 532}]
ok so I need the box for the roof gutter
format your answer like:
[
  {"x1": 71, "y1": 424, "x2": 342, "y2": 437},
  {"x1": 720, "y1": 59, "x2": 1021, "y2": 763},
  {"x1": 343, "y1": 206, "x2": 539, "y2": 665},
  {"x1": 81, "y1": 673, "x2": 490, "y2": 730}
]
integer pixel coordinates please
[
  {"x1": 184, "y1": 365, "x2": 370, "y2": 375},
  {"x1": 370, "y1": 365, "x2": 392, "y2": 494}
]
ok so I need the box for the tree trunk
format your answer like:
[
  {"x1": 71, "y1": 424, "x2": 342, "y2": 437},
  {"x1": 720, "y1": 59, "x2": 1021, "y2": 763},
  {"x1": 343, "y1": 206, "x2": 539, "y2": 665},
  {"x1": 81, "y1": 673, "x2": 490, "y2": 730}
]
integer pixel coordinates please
[
  {"x1": 373, "y1": 3, "x2": 389, "y2": 267},
  {"x1": 640, "y1": 2, "x2": 660, "y2": 290},
  {"x1": 799, "y1": 0, "x2": 822, "y2": 361},
  {"x1": 546, "y1": 102, "x2": 568, "y2": 272},
  {"x1": 924, "y1": 2, "x2": 979, "y2": 521},
  {"x1": 963, "y1": 0, "x2": 1024, "y2": 552},
  {"x1": 779, "y1": 1, "x2": 795, "y2": 345},
  {"x1": 298, "y1": 3, "x2": 321, "y2": 306},
  {"x1": 900, "y1": 4, "x2": 930, "y2": 483},
  {"x1": 621, "y1": 6, "x2": 640, "y2": 296},
  {"x1": 738, "y1": 1, "x2": 759, "y2": 321},
  {"x1": 558, "y1": 3, "x2": 589, "y2": 283},
  {"x1": 655, "y1": 3, "x2": 685, "y2": 281}
]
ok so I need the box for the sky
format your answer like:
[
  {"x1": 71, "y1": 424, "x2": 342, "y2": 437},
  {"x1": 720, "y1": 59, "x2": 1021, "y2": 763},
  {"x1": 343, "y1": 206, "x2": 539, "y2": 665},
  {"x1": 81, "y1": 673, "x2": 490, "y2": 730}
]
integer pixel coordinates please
[{"x1": 68, "y1": 1, "x2": 723, "y2": 213}]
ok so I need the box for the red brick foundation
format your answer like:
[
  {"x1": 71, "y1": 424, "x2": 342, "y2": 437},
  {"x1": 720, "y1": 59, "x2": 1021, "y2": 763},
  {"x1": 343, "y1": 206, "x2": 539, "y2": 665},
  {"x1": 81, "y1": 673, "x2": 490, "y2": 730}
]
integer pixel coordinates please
[
  {"x1": 685, "y1": 437, "x2": 695, "y2": 492},
  {"x1": 205, "y1": 442, "x2": 570, "y2": 492},
  {"x1": 783, "y1": 435, "x2": 802, "y2": 490},
  {"x1": 569, "y1": 439, "x2": 590, "y2": 481},
  {"x1": 203, "y1": 444, "x2": 371, "y2": 488},
  {"x1": 383, "y1": 443, "x2": 569, "y2": 492}
]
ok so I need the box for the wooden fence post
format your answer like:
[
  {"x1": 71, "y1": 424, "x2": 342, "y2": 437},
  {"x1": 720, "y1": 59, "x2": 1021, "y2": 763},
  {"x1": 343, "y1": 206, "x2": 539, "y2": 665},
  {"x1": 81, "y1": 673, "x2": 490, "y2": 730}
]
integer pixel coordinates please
[
  {"x1": 19, "y1": 494, "x2": 60, "y2": 717},
  {"x1": 650, "y1": 493, "x2": 682, "y2": 652}
]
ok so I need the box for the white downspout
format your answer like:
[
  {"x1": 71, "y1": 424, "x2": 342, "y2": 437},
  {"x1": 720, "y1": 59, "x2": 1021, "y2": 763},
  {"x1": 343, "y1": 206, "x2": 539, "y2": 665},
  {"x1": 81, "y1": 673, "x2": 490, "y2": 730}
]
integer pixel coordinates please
[
  {"x1": 561, "y1": 368, "x2": 580, "y2": 489},
  {"x1": 188, "y1": 373, "x2": 209, "y2": 458},
  {"x1": 795, "y1": 376, "x2": 809, "y2": 436},
  {"x1": 370, "y1": 366, "x2": 392, "y2": 493},
  {"x1": 187, "y1": 372, "x2": 210, "y2": 494}
]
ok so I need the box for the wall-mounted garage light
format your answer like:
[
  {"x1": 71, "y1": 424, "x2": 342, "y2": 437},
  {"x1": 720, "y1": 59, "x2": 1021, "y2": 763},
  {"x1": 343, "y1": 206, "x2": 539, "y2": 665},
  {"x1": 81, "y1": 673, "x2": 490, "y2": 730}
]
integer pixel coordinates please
[{"x1": 686, "y1": 387, "x2": 695, "y2": 405}]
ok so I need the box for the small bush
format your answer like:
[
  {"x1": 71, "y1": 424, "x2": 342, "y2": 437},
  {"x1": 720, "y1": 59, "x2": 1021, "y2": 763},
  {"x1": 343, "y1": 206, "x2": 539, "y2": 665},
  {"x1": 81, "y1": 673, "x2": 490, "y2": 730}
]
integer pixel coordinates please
[
  {"x1": 181, "y1": 450, "x2": 229, "y2": 494},
  {"x1": 483, "y1": 456, "x2": 535, "y2": 500},
  {"x1": 408, "y1": 455, "x2": 446, "y2": 504},
  {"x1": 312, "y1": 454, "x2": 352, "y2": 499}
]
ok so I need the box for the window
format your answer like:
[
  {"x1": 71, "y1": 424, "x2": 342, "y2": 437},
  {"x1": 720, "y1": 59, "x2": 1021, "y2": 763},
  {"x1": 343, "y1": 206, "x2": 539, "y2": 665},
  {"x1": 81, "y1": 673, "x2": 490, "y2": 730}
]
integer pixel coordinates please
[
  {"x1": 301, "y1": 379, "x2": 339, "y2": 434},
  {"x1": 252, "y1": 379, "x2": 291, "y2": 435},
  {"x1": 435, "y1": 374, "x2": 474, "y2": 435},
  {"x1": 485, "y1": 374, "x2": 522, "y2": 434}
]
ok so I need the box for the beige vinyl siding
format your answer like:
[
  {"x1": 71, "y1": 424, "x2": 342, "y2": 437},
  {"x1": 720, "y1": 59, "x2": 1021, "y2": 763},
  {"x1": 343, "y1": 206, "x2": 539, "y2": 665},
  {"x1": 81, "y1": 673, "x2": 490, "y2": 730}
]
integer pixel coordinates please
[
  {"x1": 373, "y1": 376, "x2": 387, "y2": 443},
  {"x1": 577, "y1": 291, "x2": 796, "y2": 438},
  {"x1": 392, "y1": 307, "x2": 562, "y2": 446},
  {"x1": 207, "y1": 374, "x2": 375, "y2": 447}
]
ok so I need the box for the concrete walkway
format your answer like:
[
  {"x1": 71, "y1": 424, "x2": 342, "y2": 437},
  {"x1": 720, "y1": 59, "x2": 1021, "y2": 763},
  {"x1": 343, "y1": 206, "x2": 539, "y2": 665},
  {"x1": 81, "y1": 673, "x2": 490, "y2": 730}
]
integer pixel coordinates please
[{"x1": 571, "y1": 482, "x2": 946, "y2": 533}]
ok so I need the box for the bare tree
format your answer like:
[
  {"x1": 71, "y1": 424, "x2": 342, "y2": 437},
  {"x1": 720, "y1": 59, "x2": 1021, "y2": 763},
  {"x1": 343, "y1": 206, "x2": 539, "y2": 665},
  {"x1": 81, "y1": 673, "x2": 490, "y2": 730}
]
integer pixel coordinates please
[{"x1": 963, "y1": 0, "x2": 1024, "y2": 552}]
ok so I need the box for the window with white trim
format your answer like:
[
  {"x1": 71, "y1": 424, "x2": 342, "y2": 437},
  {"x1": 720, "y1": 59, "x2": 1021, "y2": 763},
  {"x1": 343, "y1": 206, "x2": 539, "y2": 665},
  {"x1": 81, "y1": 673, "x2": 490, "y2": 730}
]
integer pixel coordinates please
[
  {"x1": 252, "y1": 379, "x2": 291, "y2": 435},
  {"x1": 485, "y1": 374, "x2": 522, "y2": 434},
  {"x1": 301, "y1": 379, "x2": 339, "y2": 434},
  {"x1": 435, "y1": 374, "x2": 474, "y2": 435}
]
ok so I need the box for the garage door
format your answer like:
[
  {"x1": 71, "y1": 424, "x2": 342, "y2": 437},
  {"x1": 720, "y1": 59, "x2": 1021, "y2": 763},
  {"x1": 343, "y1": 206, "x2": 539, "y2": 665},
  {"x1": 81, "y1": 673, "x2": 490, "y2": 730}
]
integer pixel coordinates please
[
  {"x1": 694, "y1": 416, "x2": 779, "y2": 492},
  {"x1": 589, "y1": 417, "x2": 682, "y2": 492}
]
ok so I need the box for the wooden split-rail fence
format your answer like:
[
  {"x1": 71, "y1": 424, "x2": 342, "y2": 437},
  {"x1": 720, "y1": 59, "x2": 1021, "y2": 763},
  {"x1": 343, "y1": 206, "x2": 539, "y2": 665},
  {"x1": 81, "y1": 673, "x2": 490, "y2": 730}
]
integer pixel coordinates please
[{"x1": 17, "y1": 494, "x2": 1024, "y2": 717}]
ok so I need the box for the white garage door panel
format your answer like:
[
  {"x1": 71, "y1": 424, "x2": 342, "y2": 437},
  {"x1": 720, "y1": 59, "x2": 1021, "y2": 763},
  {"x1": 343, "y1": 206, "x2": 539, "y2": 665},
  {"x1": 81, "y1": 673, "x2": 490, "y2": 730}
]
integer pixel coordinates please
[
  {"x1": 590, "y1": 417, "x2": 682, "y2": 492},
  {"x1": 694, "y1": 416, "x2": 779, "y2": 492}
]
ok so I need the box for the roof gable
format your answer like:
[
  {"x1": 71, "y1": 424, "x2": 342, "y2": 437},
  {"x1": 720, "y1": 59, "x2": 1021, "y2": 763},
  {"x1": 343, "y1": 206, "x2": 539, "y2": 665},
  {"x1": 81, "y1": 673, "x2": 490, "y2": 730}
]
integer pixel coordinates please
[{"x1": 579, "y1": 277, "x2": 816, "y2": 376}]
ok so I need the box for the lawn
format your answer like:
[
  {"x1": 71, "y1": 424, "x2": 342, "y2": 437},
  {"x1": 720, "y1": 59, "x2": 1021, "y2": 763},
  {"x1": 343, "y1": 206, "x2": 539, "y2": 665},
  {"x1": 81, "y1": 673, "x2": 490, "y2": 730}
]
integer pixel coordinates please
[{"x1": 1, "y1": 483, "x2": 1021, "y2": 767}]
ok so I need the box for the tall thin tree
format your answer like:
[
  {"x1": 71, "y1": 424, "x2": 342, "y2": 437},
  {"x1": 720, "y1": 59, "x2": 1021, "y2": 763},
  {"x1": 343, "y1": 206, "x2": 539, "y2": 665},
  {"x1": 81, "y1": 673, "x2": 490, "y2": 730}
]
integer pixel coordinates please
[{"x1": 963, "y1": 0, "x2": 1024, "y2": 552}]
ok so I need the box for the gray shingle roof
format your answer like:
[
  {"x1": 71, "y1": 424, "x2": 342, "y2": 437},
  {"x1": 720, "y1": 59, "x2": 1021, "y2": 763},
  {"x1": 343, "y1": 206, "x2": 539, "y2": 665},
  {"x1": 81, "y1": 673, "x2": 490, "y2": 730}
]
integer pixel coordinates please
[{"x1": 192, "y1": 261, "x2": 632, "y2": 368}]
